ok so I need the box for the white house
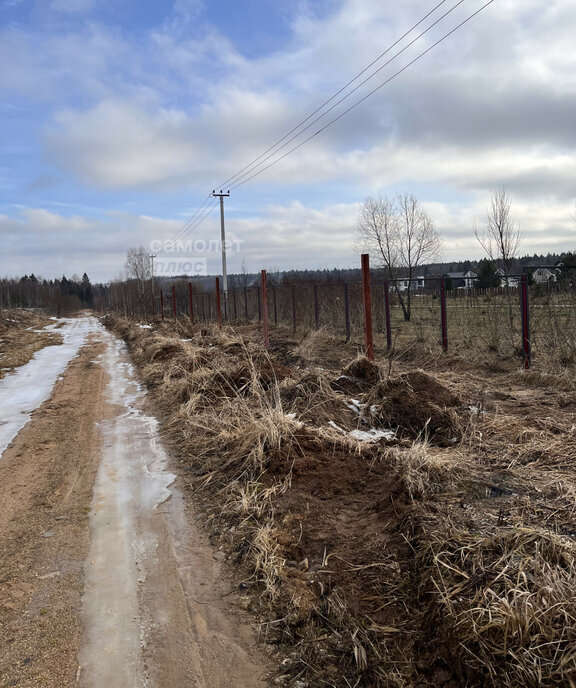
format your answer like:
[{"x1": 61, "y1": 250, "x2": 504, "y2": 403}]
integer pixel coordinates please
[
  {"x1": 446, "y1": 271, "x2": 477, "y2": 289},
  {"x1": 496, "y1": 269, "x2": 520, "y2": 288},
  {"x1": 531, "y1": 267, "x2": 557, "y2": 284}
]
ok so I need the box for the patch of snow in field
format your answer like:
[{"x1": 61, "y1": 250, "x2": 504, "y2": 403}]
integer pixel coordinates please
[
  {"x1": 137, "y1": 324, "x2": 152, "y2": 329},
  {"x1": 0, "y1": 316, "x2": 105, "y2": 460},
  {"x1": 350, "y1": 428, "x2": 395, "y2": 442}
]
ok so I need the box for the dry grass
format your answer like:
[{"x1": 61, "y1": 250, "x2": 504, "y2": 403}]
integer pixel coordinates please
[
  {"x1": 425, "y1": 527, "x2": 576, "y2": 687},
  {"x1": 104, "y1": 311, "x2": 576, "y2": 688}
]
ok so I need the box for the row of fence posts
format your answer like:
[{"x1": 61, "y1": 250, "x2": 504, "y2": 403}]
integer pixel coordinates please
[{"x1": 154, "y1": 254, "x2": 532, "y2": 369}]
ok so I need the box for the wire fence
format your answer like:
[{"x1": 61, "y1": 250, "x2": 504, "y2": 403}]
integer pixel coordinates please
[{"x1": 109, "y1": 258, "x2": 576, "y2": 372}]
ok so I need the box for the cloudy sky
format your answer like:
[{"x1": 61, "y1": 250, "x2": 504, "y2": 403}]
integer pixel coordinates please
[{"x1": 1, "y1": 0, "x2": 575, "y2": 282}]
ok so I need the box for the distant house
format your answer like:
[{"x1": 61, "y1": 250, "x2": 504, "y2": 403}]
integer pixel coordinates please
[
  {"x1": 531, "y1": 267, "x2": 557, "y2": 284},
  {"x1": 495, "y1": 269, "x2": 520, "y2": 288},
  {"x1": 445, "y1": 271, "x2": 477, "y2": 289}
]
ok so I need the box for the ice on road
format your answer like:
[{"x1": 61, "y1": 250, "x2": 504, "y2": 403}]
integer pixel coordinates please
[
  {"x1": 78, "y1": 329, "x2": 176, "y2": 687},
  {"x1": 0, "y1": 316, "x2": 104, "y2": 459}
]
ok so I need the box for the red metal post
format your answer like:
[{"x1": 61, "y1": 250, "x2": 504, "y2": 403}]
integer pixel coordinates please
[
  {"x1": 440, "y1": 278, "x2": 448, "y2": 352},
  {"x1": 160, "y1": 290, "x2": 164, "y2": 321},
  {"x1": 361, "y1": 254, "x2": 374, "y2": 361},
  {"x1": 188, "y1": 282, "x2": 194, "y2": 323},
  {"x1": 172, "y1": 285, "x2": 177, "y2": 320},
  {"x1": 344, "y1": 283, "x2": 350, "y2": 342},
  {"x1": 261, "y1": 270, "x2": 269, "y2": 348},
  {"x1": 291, "y1": 284, "x2": 296, "y2": 334},
  {"x1": 520, "y1": 272, "x2": 531, "y2": 369},
  {"x1": 384, "y1": 280, "x2": 392, "y2": 350},
  {"x1": 215, "y1": 277, "x2": 222, "y2": 327}
]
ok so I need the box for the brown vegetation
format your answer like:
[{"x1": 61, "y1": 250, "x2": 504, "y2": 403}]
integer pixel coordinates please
[{"x1": 105, "y1": 313, "x2": 576, "y2": 688}]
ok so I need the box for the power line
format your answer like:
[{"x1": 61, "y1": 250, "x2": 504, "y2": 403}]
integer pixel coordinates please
[
  {"x1": 230, "y1": 0, "x2": 495, "y2": 191},
  {"x1": 169, "y1": 0, "x2": 461, "y2": 243},
  {"x1": 174, "y1": 198, "x2": 219, "y2": 242},
  {"x1": 217, "y1": 0, "x2": 453, "y2": 190},
  {"x1": 226, "y1": 0, "x2": 469, "y2": 190},
  {"x1": 170, "y1": 193, "x2": 214, "y2": 243}
]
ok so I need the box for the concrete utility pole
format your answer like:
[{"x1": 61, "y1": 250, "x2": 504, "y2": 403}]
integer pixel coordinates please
[{"x1": 212, "y1": 190, "x2": 230, "y2": 317}]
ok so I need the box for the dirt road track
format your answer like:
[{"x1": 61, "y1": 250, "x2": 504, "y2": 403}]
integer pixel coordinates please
[{"x1": 0, "y1": 317, "x2": 268, "y2": 687}]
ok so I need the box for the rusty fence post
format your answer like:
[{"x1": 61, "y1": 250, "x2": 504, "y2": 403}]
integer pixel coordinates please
[
  {"x1": 261, "y1": 270, "x2": 269, "y2": 348},
  {"x1": 361, "y1": 254, "x2": 374, "y2": 361},
  {"x1": 291, "y1": 284, "x2": 297, "y2": 334},
  {"x1": 384, "y1": 280, "x2": 392, "y2": 350},
  {"x1": 344, "y1": 282, "x2": 350, "y2": 342},
  {"x1": 520, "y1": 272, "x2": 531, "y2": 369},
  {"x1": 314, "y1": 284, "x2": 319, "y2": 328},
  {"x1": 171, "y1": 285, "x2": 177, "y2": 320},
  {"x1": 440, "y1": 278, "x2": 448, "y2": 352},
  {"x1": 188, "y1": 282, "x2": 194, "y2": 323},
  {"x1": 215, "y1": 277, "x2": 222, "y2": 327}
]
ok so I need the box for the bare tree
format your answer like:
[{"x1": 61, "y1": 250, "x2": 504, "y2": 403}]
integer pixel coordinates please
[
  {"x1": 125, "y1": 246, "x2": 152, "y2": 318},
  {"x1": 475, "y1": 188, "x2": 521, "y2": 288},
  {"x1": 357, "y1": 193, "x2": 441, "y2": 321},
  {"x1": 475, "y1": 188, "x2": 521, "y2": 340}
]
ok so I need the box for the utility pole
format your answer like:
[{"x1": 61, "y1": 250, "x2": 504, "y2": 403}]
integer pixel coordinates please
[{"x1": 212, "y1": 190, "x2": 230, "y2": 318}]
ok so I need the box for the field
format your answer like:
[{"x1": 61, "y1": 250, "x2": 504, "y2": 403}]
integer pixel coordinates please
[{"x1": 104, "y1": 311, "x2": 576, "y2": 688}]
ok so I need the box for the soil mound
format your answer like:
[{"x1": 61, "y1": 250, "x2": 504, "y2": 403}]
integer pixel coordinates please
[
  {"x1": 332, "y1": 356, "x2": 381, "y2": 394},
  {"x1": 369, "y1": 370, "x2": 463, "y2": 444}
]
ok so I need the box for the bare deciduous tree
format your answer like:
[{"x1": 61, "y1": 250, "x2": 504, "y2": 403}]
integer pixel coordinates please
[
  {"x1": 125, "y1": 246, "x2": 152, "y2": 318},
  {"x1": 357, "y1": 193, "x2": 441, "y2": 321},
  {"x1": 474, "y1": 188, "x2": 521, "y2": 341},
  {"x1": 475, "y1": 188, "x2": 521, "y2": 288}
]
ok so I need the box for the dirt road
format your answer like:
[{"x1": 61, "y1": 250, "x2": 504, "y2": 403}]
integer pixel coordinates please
[{"x1": 0, "y1": 316, "x2": 268, "y2": 687}]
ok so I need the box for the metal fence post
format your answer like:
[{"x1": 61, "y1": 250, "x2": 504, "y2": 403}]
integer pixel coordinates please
[
  {"x1": 291, "y1": 284, "x2": 296, "y2": 334},
  {"x1": 314, "y1": 283, "x2": 319, "y2": 328},
  {"x1": 215, "y1": 277, "x2": 222, "y2": 327},
  {"x1": 160, "y1": 290, "x2": 164, "y2": 321},
  {"x1": 172, "y1": 285, "x2": 177, "y2": 320},
  {"x1": 261, "y1": 270, "x2": 269, "y2": 348},
  {"x1": 384, "y1": 280, "x2": 392, "y2": 350},
  {"x1": 344, "y1": 282, "x2": 350, "y2": 342},
  {"x1": 188, "y1": 282, "x2": 194, "y2": 323},
  {"x1": 520, "y1": 272, "x2": 531, "y2": 369},
  {"x1": 361, "y1": 254, "x2": 374, "y2": 361},
  {"x1": 440, "y1": 278, "x2": 448, "y2": 352}
]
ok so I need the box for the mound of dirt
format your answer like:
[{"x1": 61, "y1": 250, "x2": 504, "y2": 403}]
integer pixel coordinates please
[
  {"x1": 331, "y1": 356, "x2": 381, "y2": 395},
  {"x1": 279, "y1": 372, "x2": 358, "y2": 429},
  {"x1": 369, "y1": 370, "x2": 463, "y2": 444}
]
